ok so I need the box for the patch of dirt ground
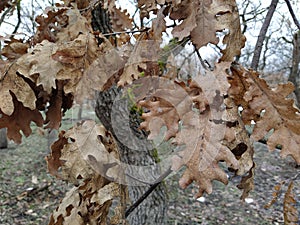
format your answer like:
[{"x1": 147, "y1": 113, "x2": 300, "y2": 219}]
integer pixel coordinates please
[{"x1": 0, "y1": 120, "x2": 299, "y2": 224}]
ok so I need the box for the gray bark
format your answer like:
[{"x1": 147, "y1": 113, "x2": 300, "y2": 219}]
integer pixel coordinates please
[
  {"x1": 0, "y1": 128, "x2": 8, "y2": 149},
  {"x1": 95, "y1": 86, "x2": 168, "y2": 225}
]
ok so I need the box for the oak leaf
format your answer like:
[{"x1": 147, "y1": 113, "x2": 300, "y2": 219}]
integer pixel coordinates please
[
  {"x1": 172, "y1": 111, "x2": 239, "y2": 197},
  {"x1": 0, "y1": 64, "x2": 36, "y2": 115},
  {"x1": 138, "y1": 78, "x2": 193, "y2": 140},
  {"x1": 109, "y1": 6, "x2": 133, "y2": 32},
  {"x1": 117, "y1": 38, "x2": 160, "y2": 86},
  {"x1": 1, "y1": 39, "x2": 29, "y2": 60},
  {"x1": 230, "y1": 65, "x2": 300, "y2": 164},
  {"x1": 34, "y1": 7, "x2": 68, "y2": 44},
  {"x1": 170, "y1": 0, "x2": 245, "y2": 61},
  {"x1": 137, "y1": 63, "x2": 244, "y2": 197},
  {"x1": 46, "y1": 120, "x2": 122, "y2": 185},
  {"x1": 17, "y1": 40, "x2": 62, "y2": 94},
  {"x1": 0, "y1": 95, "x2": 43, "y2": 144},
  {"x1": 49, "y1": 177, "x2": 123, "y2": 225}
]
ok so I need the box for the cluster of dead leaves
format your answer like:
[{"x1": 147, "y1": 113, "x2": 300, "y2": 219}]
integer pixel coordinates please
[
  {"x1": 46, "y1": 121, "x2": 128, "y2": 225},
  {"x1": 0, "y1": 6, "x2": 118, "y2": 143},
  {"x1": 0, "y1": 0, "x2": 299, "y2": 224}
]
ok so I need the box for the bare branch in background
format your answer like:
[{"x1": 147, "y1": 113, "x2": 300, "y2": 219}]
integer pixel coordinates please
[
  {"x1": 284, "y1": 0, "x2": 300, "y2": 30},
  {"x1": 11, "y1": 0, "x2": 21, "y2": 37},
  {"x1": 251, "y1": 0, "x2": 279, "y2": 70}
]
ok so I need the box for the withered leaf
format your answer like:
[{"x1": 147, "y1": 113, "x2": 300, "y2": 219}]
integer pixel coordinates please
[
  {"x1": 230, "y1": 65, "x2": 300, "y2": 164},
  {"x1": 0, "y1": 67, "x2": 36, "y2": 116},
  {"x1": 0, "y1": 95, "x2": 43, "y2": 144}
]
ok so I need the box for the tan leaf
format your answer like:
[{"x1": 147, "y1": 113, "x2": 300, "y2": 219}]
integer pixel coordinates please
[
  {"x1": 1, "y1": 39, "x2": 29, "y2": 60},
  {"x1": 73, "y1": 36, "x2": 125, "y2": 102},
  {"x1": 150, "y1": 7, "x2": 167, "y2": 41},
  {"x1": 237, "y1": 163, "x2": 255, "y2": 200},
  {"x1": 230, "y1": 65, "x2": 300, "y2": 164},
  {"x1": 170, "y1": 0, "x2": 245, "y2": 61},
  {"x1": 0, "y1": 65, "x2": 36, "y2": 115},
  {"x1": 0, "y1": 95, "x2": 43, "y2": 144},
  {"x1": 138, "y1": 78, "x2": 193, "y2": 140},
  {"x1": 56, "y1": 7, "x2": 93, "y2": 42},
  {"x1": 33, "y1": 7, "x2": 68, "y2": 44},
  {"x1": 118, "y1": 37, "x2": 161, "y2": 86},
  {"x1": 136, "y1": 63, "x2": 243, "y2": 197},
  {"x1": 49, "y1": 175, "x2": 125, "y2": 225},
  {"x1": 17, "y1": 40, "x2": 62, "y2": 94},
  {"x1": 109, "y1": 6, "x2": 133, "y2": 32},
  {"x1": 46, "y1": 120, "x2": 121, "y2": 184},
  {"x1": 173, "y1": 111, "x2": 239, "y2": 197}
]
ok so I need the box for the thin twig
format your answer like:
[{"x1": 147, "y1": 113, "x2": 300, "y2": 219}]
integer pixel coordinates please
[
  {"x1": 102, "y1": 28, "x2": 149, "y2": 36},
  {"x1": 194, "y1": 44, "x2": 209, "y2": 70},
  {"x1": 284, "y1": 0, "x2": 300, "y2": 30},
  {"x1": 11, "y1": 0, "x2": 22, "y2": 38},
  {"x1": 125, "y1": 167, "x2": 172, "y2": 218},
  {"x1": 250, "y1": 0, "x2": 279, "y2": 70}
]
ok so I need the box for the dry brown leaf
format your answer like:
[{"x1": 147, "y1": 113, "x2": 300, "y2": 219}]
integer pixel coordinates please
[
  {"x1": 138, "y1": 78, "x2": 193, "y2": 140},
  {"x1": 56, "y1": 7, "x2": 92, "y2": 42},
  {"x1": 0, "y1": 95, "x2": 43, "y2": 144},
  {"x1": 47, "y1": 121, "x2": 126, "y2": 225},
  {"x1": 137, "y1": 63, "x2": 244, "y2": 197},
  {"x1": 46, "y1": 120, "x2": 122, "y2": 184},
  {"x1": 117, "y1": 38, "x2": 160, "y2": 86},
  {"x1": 17, "y1": 40, "x2": 62, "y2": 94},
  {"x1": 149, "y1": 7, "x2": 167, "y2": 41},
  {"x1": 49, "y1": 176, "x2": 122, "y2": 225},
  {"x1": 34, "y1": 7, "x2": 68, "y2": 44},
  {"x1": 170, "y1": 0, "x2": 199, "y2": 43},
  {"x1": 137, "y1": 0, "x2": 158, "y2": 19},
  {"x1": 230, "y1": 65, "x2": 300, "y2": 164},
  {"x1": 172, "y1": 111, "x2": 239, "y2": 197},
  {"x1": 1, "y1": 39, "x2": 29, "y2": 60},
  {"x1": 73, "y1": 35, "x2": 125, "y2": 102},
  {"x1": 109, "y1": 6, "x2": 133, "y2": 32},
  {"x1": 44, "y1": 81, "x2": 66, "y2": 130},
  {"x1": 283, "y1": 181, "x2": 299, "y2": 225},
  {"x1": 46, "y1": 130, "x2": 68, "y2": 178},
  {"x1": 170, "y1": 0, "x2": 245, "y2": 61},
  {"x1": 237, "y1": 163, "x2": 255, "y2": 200},
  {"x1": 0, "y1": 65, "x2": 36, "y2": 116}
]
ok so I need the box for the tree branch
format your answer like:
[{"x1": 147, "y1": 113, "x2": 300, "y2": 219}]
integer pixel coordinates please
[
  {"x1": 125, "y1": 167, "x2": 172, "y2": 218},
  {"x1": 11, "y1": 0, "x2": 21, "y2": 38},
  {"x1": 284, "y1": 0, "x2": 300, "y2": 30},
  {"x1": 250, "y1": 0, "x2": 279, "y2": 70}
]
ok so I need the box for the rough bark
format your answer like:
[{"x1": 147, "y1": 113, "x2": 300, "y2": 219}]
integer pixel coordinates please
[
  {"x1": 95, "y1": 86, "x2": 168, "y2": 225},
  {"x1": 91, "y1": 5, "x2": 168, "y2": 224},
  {"x1": 288, "y1": 31, "x2": 300, "y2": 105},
  {"x1": 0, "y1": 128, "x2": 8, "y2": 149}
]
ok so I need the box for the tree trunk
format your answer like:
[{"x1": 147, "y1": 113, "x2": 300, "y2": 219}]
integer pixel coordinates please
[
  {"x1": 288, "y1": 31, "x2": 300, "y2": 106},
  {"x1": 95, "y1": 86, "x2": 168, "y2": 225},
  {"x1": 91, "y1": 6, "x2": 168, "y2": 224},
  {"x1": 0, "y1": 128, "x2": 8, "y2": 149}
]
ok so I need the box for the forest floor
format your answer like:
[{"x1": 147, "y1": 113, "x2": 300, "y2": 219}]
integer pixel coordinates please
[{"x1": 0, "y1": 107, "x2": 299, "y2": 225}]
